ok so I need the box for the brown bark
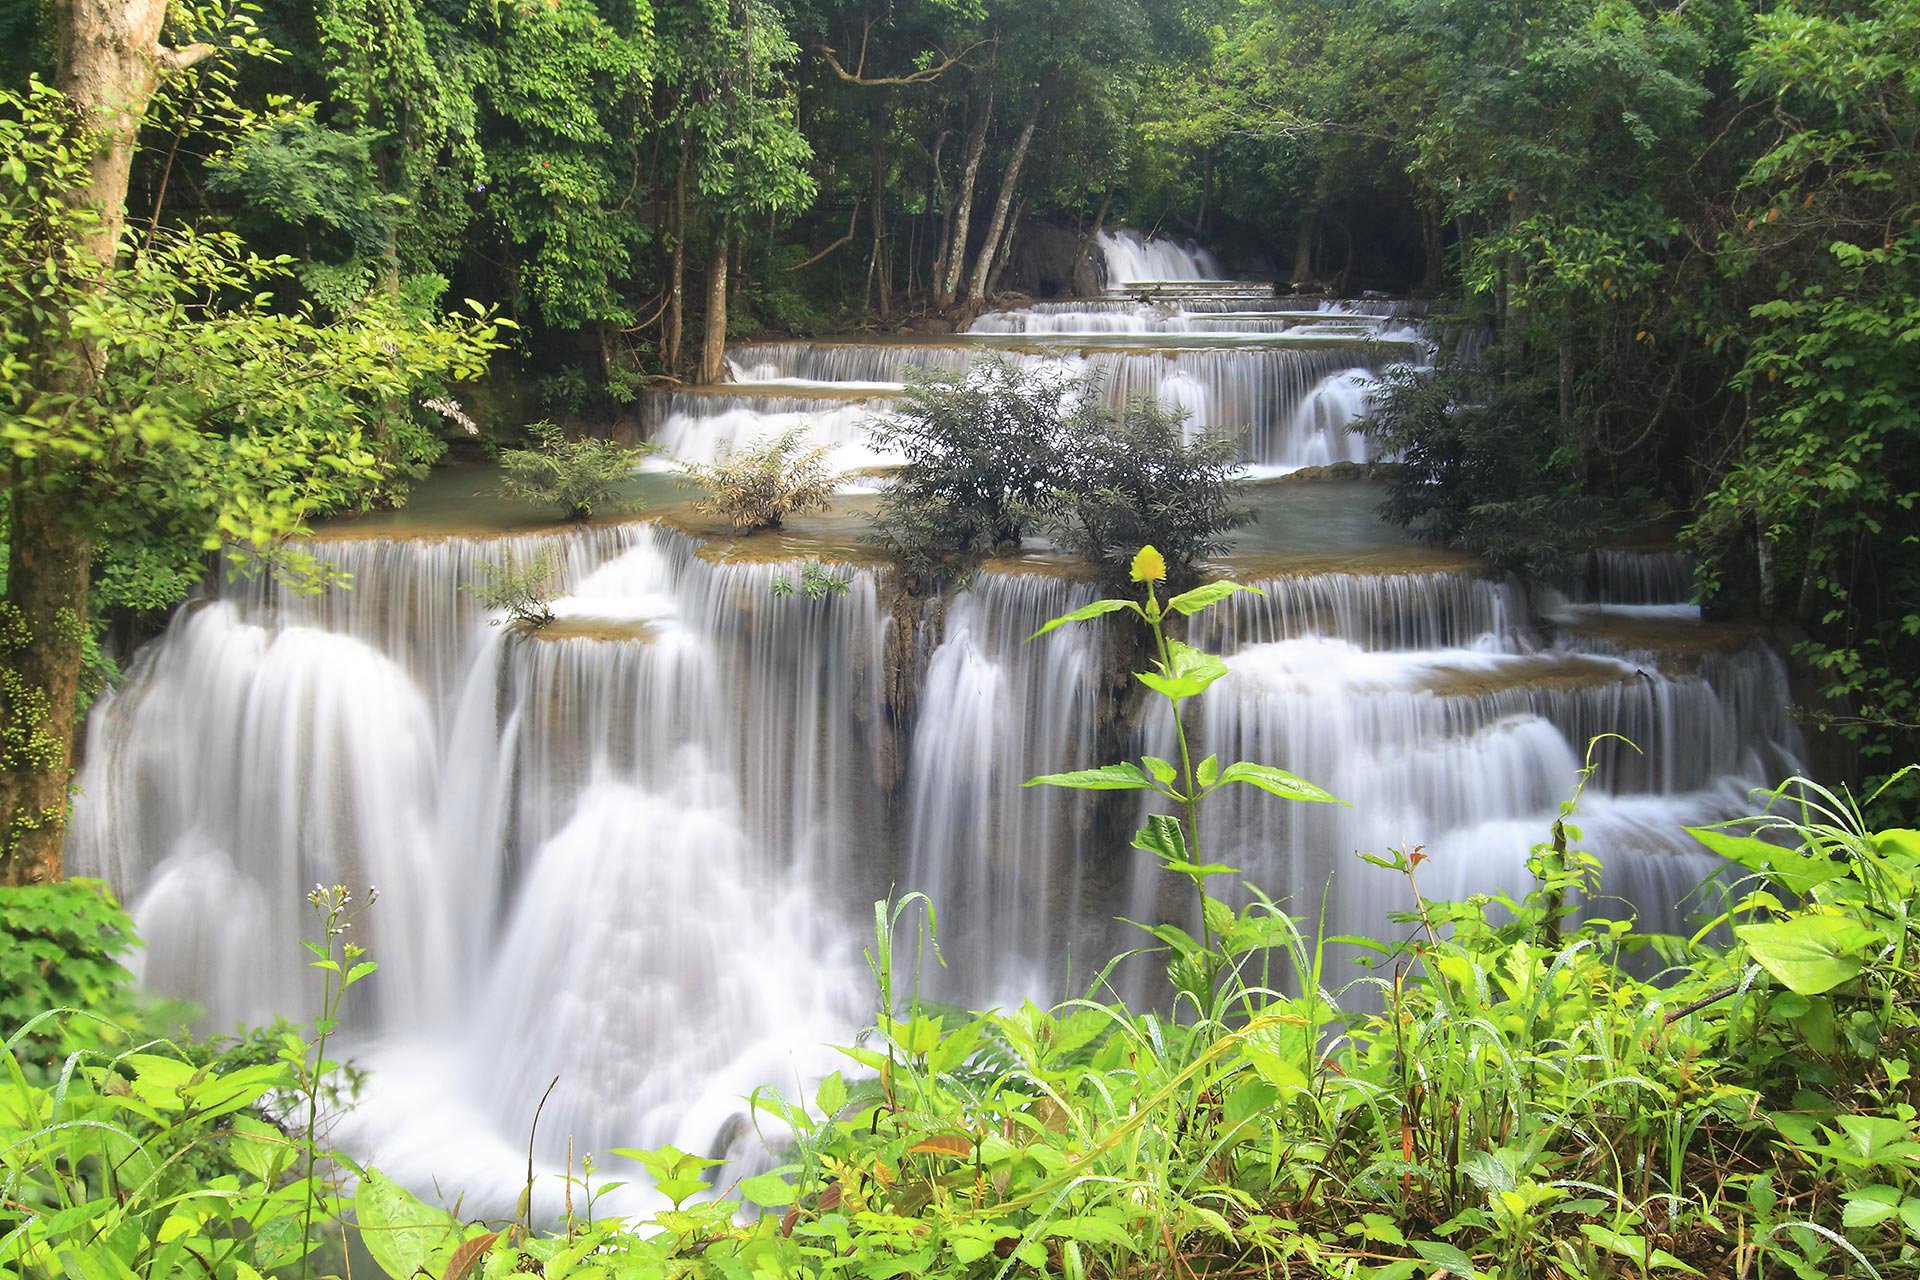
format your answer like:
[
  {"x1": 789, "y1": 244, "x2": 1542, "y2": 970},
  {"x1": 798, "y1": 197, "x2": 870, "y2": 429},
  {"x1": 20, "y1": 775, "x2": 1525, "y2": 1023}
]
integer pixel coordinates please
[
  {"x1": 1418, "y1": 204, "x2": 1445, "y2": 294},
  {"x1": 986, "y1": 197, "x2": 1023, "y2": 297},
  {"x1": 1289, "y1": 212, "x2": 1319, "y2": 286},
  {"x1": 964, "y1": 93, "x2": 1041, "y2": 306},
  {"x1": 1068, "y1": 184, "x2": 1114, "y2": 294},
  {"x1": 666, "y1": 144, "x2": 687, "y2": 373},
  {"x1": 938, "y1": 95, "x2": 992, "y2": 308},
  {"x1": 699, "y1": 235, "x2": 730, "y2": 385},
  {"x1": 1, "y1": 0, "x2": 210, "y2": 885}
]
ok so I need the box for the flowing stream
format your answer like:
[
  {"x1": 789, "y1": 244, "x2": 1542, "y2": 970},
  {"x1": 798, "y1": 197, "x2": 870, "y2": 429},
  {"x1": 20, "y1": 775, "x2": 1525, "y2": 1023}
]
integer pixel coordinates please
[{"x1": 68, "y1": 234, "x2": 1802, "y2": 1213}]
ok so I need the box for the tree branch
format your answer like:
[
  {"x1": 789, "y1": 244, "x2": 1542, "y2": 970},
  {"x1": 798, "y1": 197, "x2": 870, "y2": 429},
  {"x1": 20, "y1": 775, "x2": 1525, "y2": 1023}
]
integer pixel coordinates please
[
  {"x1": 157, "y1": 43, "x2": 218, "y2": 73},
  {"x1": 813, "y1": 40, "x2": 985, "y2": 87},
  {"x1": 786, "y1": 200, "x2": 862, "y2": 271}
]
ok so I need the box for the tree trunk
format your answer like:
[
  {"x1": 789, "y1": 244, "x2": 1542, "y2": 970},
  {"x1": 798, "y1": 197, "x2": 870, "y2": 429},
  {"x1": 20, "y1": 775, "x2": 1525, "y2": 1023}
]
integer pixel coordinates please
[
  {"x1": 666, "y1": 143, "x2": 687, "y2": 372},
  {"x1": 1, "y1": 479, "x2": 93, "y2": 886},
  {"x1": 986, "y1": 197, "x2": 1024, "y2": 297},
  {"x1": 1418, "y1": 204, "x2": 1445, "y2": 294},
  {"x1": 938, "y1": 95, "x2": 992, "y2": 308},
  {"x1": 870, "y1": 143, "x2": 890, "y2": 321},
  {"x1": 965, "y1": 94, "x2": 1041, "y2": 306},
  {"x1": 1068, "y1": 184, "x2": 1114, "y2": 294},
  {"x1": 1289, "y1": 212, "x2": 1319, "y2": 287},
  {"x1": 700, "y1": 235, "x2": 730, "y2": 385},
  {"x1": 0, "y1": 0, "x2": 211, "y2": 885}
]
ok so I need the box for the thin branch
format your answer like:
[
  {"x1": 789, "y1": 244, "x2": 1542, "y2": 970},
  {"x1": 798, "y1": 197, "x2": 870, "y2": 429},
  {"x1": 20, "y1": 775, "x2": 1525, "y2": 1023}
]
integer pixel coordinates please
[
  {"x1": 157, "y1": 43, "x2": 218, "y2": 73},
  {"x1": 785, "y1": 200, "x2": 863, "y2": 271},
  {"x1": 813, "y1": 40, "x2": 986, "y2": 87}
]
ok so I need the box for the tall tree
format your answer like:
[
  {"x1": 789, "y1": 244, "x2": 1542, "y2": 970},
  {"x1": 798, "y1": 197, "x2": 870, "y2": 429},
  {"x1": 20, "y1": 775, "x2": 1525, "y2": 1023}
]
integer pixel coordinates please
[{"x1": 0, "y1": 11, "x2": 498, "y2": 884}]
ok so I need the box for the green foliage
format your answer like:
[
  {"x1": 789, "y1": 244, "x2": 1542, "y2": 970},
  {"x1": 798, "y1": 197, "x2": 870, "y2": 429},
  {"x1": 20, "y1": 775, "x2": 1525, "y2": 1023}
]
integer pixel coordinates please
[
  {"x1": 679, "y1": 428, "x2": 836, "y2": 533},
  {"x1": 1363, "y1": 357, "x2": 1618, "y2": 578},
  {"x1": 464, "y1": 546, "x2": 562, "y2": 627},
  {"x1": 1038, "y1": 398, "x2": 1250, "y2": 590},
  {"x1": 0, "y1": 879, "x2": 135, "y2": 1070},
  {"x1": 771, "y1": 561, "x2": 852, "y2": 599},
  {"x1": 870, "y1": 358, "x2": 1090, "y2": 585},
  {"x1": 497, "y1": 422, "x2": 649, "y2": 521},
  {"x1": 873, "y1": 361, "x2": 1253, "y2": 589},
  {"x1": 0, "y1": 884, "x2": 379, "y2": 1280}
]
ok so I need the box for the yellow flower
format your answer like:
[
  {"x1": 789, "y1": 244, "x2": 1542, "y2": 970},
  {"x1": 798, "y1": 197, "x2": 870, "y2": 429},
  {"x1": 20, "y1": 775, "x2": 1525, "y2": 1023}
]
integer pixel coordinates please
[{"x1": 1130, "y1": 545, "x2": 1166, "y2": 585}]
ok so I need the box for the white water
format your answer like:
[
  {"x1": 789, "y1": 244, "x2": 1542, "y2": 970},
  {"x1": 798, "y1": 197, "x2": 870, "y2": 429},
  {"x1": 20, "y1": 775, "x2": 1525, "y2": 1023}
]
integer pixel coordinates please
[{"x1": 69, "y1": 231, "x2": 1804, "y2": 1217}]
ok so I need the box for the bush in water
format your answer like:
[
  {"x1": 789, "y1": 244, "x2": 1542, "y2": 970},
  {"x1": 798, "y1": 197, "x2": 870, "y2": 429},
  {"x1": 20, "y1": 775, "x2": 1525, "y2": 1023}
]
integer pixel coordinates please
[
  {"x1": 1040, "y1": 403, "x2": 1251, "y2": 591},
  {"x1": 498, "y1": 423, "x2": 650, "y2": 521},
  {"x1": 464, "y1": 546, "x2": 563, "y2": 628},
  {"x1": 872, "y1": 359, "x2": 1251, "y2": 590},
  {"x1": 679, "y1": 428, "x2": 836, "y2": 533}
]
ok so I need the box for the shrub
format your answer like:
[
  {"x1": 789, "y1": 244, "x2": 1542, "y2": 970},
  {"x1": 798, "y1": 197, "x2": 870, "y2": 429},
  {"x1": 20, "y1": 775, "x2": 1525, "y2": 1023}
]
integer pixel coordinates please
[
  {"x1": 498, "y1": 422, "x2": 649, "y2": 521},
  {"x1": 869, "y1": 357, "x2": 1088, "y2": 585},
  {"x1": 679, "y1": 428, "x2": 836, "y2": 533},
  {"x1": 1039, "y1": 398, "x2": 1251, "y2": 590},
  {"x1": 1362, "y1": 358, "x2": 1617, "y2": 578},
  {"x1": 771, "y1": 561, "x2": 851, "y2": 599},
  {"x1": 465, "y1": 546, "x2": 561, "y2": 627}
]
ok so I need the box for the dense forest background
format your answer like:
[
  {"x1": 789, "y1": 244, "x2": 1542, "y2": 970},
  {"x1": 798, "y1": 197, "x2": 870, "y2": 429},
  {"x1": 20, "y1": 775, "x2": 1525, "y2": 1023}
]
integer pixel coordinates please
[{"x1": 2, "y1": 0, "x2": 1916, "y2": 831}]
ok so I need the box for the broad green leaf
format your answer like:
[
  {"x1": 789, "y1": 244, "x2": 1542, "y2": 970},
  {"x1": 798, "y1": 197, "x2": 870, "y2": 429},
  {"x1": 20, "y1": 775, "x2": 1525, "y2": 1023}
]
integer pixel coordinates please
[
  {"x1": 1735, "y1": 915, "x2": 1878, "y2": 994},
  {"x1": 1197, "y1": 754, "x2": 1219, "y2": 788},
  {"x1": 1131, "y1": 814, "x2": 1189, "y2": 863},
  {"x1": 1688, "y1": 826, "x2": 1848, "y2": 895},
  {"x1": 1025, "y1": 762, "x2": 1155, "y2": 791},
  {"x1": 1141, "y1": 755, "x2": 1178, "y2": 785},
  {"x1": 1843, "y1": 1185, "x2": 1901, "y2": 1228},
  {"x1": 1029, "y1": 597, "x2": 1138, "y2": 639},
  {"x1": 354, "y1": 1170, "x2": 458, "y2": 1280},
  {"x1": 1165, "y1": 580, "x2": 1264, "y2": 616},
  {"x1": 1411, "y1": 1239, "x2": 1484, "y2": 1278},
  {"x1": 1216, "y1": 761, "x2": 1341, "y2": 804},
  {"x1": 739, "y1": 1172, "x2": 796, "y2": 1208}
]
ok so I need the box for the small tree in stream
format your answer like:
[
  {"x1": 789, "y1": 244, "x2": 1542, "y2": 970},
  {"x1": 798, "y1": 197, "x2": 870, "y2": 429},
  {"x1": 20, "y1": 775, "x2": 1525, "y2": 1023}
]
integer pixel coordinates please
[
  {"x1": 869, "y1": 357, "x2": 1088, "y2": 585},
  {"x1": 679, "y1": 428, "x2": 836, "y2": 532},
  {"x1": 1040, "y1": 398, "x2": 1251, "y2": 591},
  {"x1": 498, "y1": 423, "x2": 649, "y2": 521}
]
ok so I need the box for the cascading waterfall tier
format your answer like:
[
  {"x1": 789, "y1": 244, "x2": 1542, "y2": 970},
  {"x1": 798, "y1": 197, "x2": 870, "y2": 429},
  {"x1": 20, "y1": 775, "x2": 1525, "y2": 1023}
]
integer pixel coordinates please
[
  {"x1": 644, "y1": 229, "x2": 1428, "y2": 473},
  {"x1": 69, "y1": 523, "x2": 888, "y2": 1214}
]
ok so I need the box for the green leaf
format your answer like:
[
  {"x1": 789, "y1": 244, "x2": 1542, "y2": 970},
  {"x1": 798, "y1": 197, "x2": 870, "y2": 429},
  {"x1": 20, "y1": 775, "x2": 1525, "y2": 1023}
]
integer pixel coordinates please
[
  {"x1": 1025, "y1": 762, "x2": 1156, "y2": 791},
  {"x1": 739, "y1": 1172, "x2": 796, "y2": 1208},
  {"x1": 1165, "y1": 580, "x2": 1264, "y2": 616},
  {"x1": 1411, "y1": 1239, "x2": 1484, "y2": 1278},
  {"x1": 1687, "y1": 826, "x2": 1848, "y2": 895},
  {"x1": 1843, "y1": 1185, "x2": 1900, "y2": 1228},
  {"x1": 1216, "y1": 761, "x2": 1341, "y2": 804},
  {"x1": 1141, "y1": 756, "x2": 1178, "y2": 785},
  {"x1": 1735, "y1": 915, "x2": 1878, "y2": 994},
  {"x1": 1197, "y1": 754, "x2": 1219, "y2": 788},
  {"x1": 1029, "y1": 597, "x2": 1139, "y2": 639},
  {"x1": 355, "y1": 1170, "x2": 458, "y2": 1280},
  {"x1": 1131, "y1": 813, "x2": 1189, "y2": 863}
]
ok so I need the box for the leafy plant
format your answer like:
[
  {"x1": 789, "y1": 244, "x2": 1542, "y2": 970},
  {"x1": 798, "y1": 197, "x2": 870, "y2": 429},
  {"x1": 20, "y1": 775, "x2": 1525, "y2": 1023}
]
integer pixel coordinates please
[
  {"x1": 1038, "y1": 400, "x2": 1251, "y2": 590},
  {"x1": 679, "y1": 428, "x2": 836, "y2": 533},
  {"x1": 465, "y1": 547, "x2": 563, "y2": 628},
  {"x1": 770, "y1": 561, "x2": 851, "y2": 599},
  {"x1": 498, "y1": 423, "x2": 649, "y2": 521},
  {"x1": 0, "y1": 879, "x2": 136, "y2": 1072},
  {"x1": 869, "y1": 358, "x2": 1089, "y2": 586}
]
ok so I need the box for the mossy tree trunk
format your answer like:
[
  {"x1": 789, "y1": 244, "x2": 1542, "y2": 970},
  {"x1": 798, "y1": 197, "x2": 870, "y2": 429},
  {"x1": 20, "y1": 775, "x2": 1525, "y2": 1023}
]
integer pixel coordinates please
[{"x1": 1, "y1": 0, "x2": 213, "y2": 885}]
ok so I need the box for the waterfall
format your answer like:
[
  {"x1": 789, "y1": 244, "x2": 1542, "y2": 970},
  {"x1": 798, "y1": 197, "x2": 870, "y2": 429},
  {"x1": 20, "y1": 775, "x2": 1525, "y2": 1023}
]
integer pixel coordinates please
[
  {"x1": 1096, "y1": 229, "x2": 1226, "y2": 284},
  {"x1": 69, "y1": 231, "x2": 1807, "y2": 1217},
  {"x1": 69, "y1": 523, "x2": 886, "y2": 1214}
]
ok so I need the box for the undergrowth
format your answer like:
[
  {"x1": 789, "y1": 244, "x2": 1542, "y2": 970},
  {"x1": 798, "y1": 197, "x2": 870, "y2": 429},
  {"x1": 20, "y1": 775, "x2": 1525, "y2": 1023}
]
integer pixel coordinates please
[{"x1": 4, "y1": 548, "x2": 1919, "y2": 1278}]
